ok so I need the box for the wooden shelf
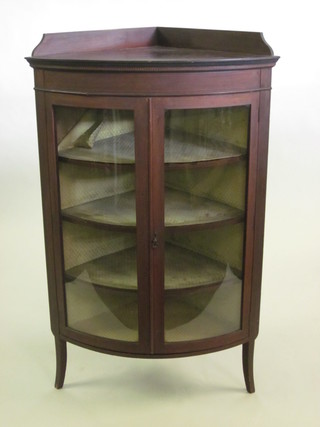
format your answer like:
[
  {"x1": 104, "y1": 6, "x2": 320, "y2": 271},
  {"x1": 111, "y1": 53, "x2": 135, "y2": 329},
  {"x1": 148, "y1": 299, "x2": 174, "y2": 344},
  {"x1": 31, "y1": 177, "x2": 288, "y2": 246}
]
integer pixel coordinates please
[
  {"x1": 164, "y1": 129, "x2": 245, "y2": 164},
  {"x1": 28, "y1": 27, "x2": 278, "y2": 70},
  {"x1": 66, "y1": 267, "x2": 241, "y2": 333},
  {"x1": 165, "y1": 273, "x2": 242, "y2": 341},
  {"x1": 66, "y1": 243, "x2": 227, "y2": 292},
  {"x1": 165, "y1": 188, "x2": 244, "y2": 229},
  {"x1": 62, "y1": 188, "x2": 243, "y2": 230},
  {"x1": 62, "y1": 190, "x2": 137, "y2": 229},
  {"x1": 65, "y1": 280, "x2": 139, "y2": 341},
  {"x1": 66, "y1": 273, "x2": 241, "y2": 333},
  {"x1": 58, "y1": 129, "x2": 245, "y2": 167},
  {"x1": 59, "y1": 132, "x2": 135, "y2": 165}
]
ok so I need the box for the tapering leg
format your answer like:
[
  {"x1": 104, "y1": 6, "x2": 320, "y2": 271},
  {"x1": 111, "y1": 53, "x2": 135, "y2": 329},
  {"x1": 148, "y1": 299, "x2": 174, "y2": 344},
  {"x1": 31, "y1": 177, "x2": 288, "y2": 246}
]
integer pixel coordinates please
[
  {"x1": 54, "y1": 337, "x2": 67, "y2": 389},
  {"x1": 242, "y1": 340, "x2": 255, "y2": 393}
]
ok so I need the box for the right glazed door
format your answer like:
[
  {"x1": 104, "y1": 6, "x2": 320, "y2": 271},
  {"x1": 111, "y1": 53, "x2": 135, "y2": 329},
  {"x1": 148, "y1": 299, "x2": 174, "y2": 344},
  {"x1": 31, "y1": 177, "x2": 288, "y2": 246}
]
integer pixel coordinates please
[{"x1": 151, "y1": 94, "x2": 259, "y2": 354}]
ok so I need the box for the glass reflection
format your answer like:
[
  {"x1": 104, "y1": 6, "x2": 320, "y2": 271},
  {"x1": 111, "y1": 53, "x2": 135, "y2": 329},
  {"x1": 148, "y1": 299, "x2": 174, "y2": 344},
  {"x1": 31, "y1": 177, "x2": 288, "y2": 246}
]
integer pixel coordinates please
[
  {"x1": 56, "y1": 107, "x2": 139, "y2": 341},
  {"x1": 164, "y1": 106, "x2": 249, "y2": 342}
]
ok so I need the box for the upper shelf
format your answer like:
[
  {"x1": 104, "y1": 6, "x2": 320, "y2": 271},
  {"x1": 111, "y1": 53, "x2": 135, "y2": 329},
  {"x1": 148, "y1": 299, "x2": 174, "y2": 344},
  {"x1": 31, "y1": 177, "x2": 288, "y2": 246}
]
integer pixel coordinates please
[
  {"x1": 59, "y1": 129, "x2": 245, "y2": 167},
  {"x1": 26, "y1": 27, "x2": 279, "y2": 70}
]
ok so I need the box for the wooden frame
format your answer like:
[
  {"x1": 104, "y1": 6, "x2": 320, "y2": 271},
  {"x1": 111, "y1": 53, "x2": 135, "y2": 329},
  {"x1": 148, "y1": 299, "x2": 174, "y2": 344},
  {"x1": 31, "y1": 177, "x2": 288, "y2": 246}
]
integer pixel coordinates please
[
  {"x1": 39, "y1": 93, "x2": 152, "y2": 356},
  {"x1": 150, "y1": 93, "x2": 260, "y2": 356},
  {"x1": 27, "y1": 27, "x2": 278, "y2": 392}
]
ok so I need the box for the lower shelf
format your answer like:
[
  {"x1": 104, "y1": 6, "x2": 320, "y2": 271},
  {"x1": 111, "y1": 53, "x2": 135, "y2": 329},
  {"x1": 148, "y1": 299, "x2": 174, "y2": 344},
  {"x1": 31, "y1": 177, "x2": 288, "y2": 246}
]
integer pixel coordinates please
[
  {"x1": 65, "y1": 266, "x2": 242, "y2": 342},
  {"x1": 165, "y1": 269, "x2": 242, "y2": 342},
  {"x1": 65, "y1": 242, "x2": 227, "y2": 291},
  {"x1": 65, "y1": 280, "x2": 138, "y2": 342},
  {"x1": 65, "y1": 241, "x2": 242, "y2": 340}
]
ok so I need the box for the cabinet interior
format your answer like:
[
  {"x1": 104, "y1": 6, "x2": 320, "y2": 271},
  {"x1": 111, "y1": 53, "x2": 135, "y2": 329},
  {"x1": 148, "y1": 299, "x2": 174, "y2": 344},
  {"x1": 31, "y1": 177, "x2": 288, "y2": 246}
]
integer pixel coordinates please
[{"x1": 56, "y1": 105, "x2": 248, "y2": 342}]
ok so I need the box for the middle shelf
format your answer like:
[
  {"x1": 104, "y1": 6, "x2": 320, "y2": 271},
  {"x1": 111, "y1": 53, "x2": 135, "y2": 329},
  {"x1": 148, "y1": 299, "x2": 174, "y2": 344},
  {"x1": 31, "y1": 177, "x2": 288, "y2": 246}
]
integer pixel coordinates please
[{"x1": 62, "y1": 187, "x2": 244, "y2": 230}]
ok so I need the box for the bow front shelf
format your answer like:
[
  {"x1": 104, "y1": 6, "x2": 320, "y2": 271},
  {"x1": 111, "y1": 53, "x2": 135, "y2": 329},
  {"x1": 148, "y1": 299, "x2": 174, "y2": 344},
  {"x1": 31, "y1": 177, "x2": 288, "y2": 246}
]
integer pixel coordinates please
[{"x1": 26, "y1": 26, "x2": 278, "y2": 392}]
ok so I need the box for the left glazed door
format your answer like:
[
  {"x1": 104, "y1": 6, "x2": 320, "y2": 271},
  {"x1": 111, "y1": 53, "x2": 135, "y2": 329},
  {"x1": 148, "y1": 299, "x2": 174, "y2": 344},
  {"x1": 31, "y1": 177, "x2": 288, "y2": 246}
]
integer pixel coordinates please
[{"x1": 43, "y1": 94, "x2": 150, "y2": 355}]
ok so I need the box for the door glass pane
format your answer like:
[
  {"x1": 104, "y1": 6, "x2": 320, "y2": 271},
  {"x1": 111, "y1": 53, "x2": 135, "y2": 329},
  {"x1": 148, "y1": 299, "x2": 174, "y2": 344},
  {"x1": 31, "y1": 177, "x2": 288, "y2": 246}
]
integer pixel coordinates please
[
  {"x1": 55, "y1": 107, "x2": 138, "y2": 342},
  {"x1": 163, "y1": 106, "x2": 249, "y2": 342}
]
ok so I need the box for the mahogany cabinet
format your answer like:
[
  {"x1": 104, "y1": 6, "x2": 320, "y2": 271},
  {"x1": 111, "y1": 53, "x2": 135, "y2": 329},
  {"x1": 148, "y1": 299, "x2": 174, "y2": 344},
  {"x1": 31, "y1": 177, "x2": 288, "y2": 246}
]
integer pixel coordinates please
[{"x1": 26, "y1": 27, "x2": 278, "y2": 392}]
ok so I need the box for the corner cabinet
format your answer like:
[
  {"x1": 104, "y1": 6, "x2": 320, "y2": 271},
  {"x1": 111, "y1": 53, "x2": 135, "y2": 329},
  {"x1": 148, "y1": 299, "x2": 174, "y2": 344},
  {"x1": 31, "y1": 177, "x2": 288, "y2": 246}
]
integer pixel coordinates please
[{"x1": 26, "y1": 27, "x2": 278, "y2": 392}]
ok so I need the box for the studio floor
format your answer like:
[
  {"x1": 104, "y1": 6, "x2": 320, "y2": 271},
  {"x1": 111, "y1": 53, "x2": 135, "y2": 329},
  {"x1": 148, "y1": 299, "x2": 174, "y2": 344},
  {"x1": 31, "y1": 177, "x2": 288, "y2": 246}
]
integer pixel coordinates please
[
  {"x1": 1, "y1": 183, "x2": 319, "y2": 426},
  {"x1": 1, "y1": 1, "x2": 320, "y2": 425}
]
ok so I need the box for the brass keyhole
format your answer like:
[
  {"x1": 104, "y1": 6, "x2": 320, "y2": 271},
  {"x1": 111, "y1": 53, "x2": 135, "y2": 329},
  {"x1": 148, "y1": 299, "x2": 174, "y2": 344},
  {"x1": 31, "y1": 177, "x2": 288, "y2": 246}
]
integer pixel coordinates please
[{"x1": 151, "y1": 233, "x2": 159, "y2": 249}]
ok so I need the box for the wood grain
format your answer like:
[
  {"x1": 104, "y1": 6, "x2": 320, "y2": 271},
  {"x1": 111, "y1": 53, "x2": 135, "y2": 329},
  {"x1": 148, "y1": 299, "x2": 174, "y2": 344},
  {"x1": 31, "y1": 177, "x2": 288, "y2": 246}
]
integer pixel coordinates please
[{"x1": 27, "y1": 28, "x2": 278, "y2": 392}]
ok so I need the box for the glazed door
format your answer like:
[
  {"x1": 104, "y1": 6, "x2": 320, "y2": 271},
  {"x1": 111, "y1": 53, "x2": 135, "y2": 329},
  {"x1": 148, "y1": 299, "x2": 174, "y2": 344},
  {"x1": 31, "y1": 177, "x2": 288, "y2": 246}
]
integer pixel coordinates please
[
  {"x1": 151, "y1": 94, "x2": 259, "y2": 354},
  {"x1": 46, "y1": 94, "x2": 150, "y2": 354}
]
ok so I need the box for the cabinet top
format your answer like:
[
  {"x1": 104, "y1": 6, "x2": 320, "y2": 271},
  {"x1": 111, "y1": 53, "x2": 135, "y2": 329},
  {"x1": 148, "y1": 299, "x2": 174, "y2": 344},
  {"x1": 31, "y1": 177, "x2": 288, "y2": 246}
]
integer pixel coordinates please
[{"x1": 26, "y1": 27, "x2": 279, "y2": 71}]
